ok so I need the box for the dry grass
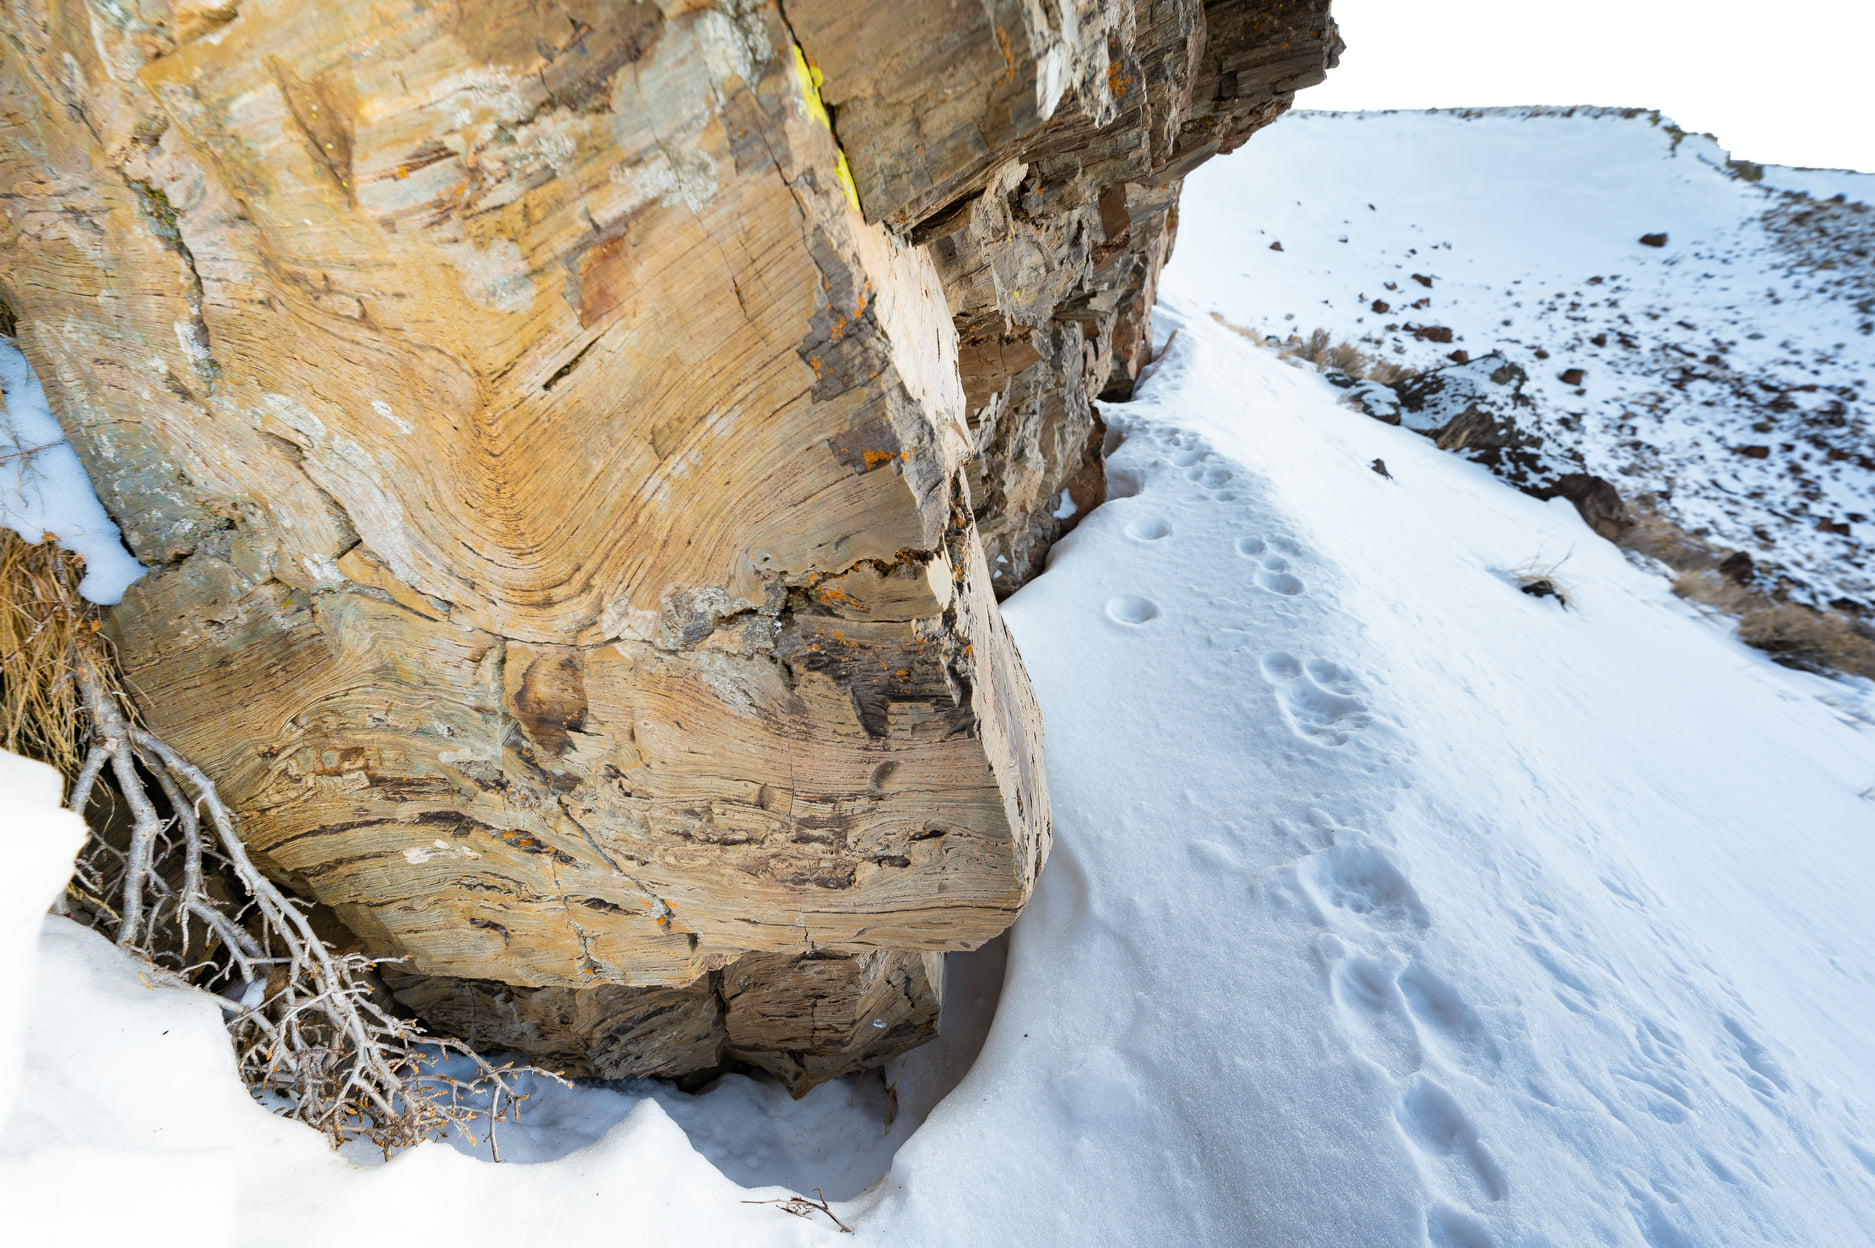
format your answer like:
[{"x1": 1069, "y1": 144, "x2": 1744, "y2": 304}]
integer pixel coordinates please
[
  {"x1": 1670, "y1": 551, "x2": 1875, "y2": 681},
  {"x1": 1734, "y1": 603, "x2": 1875, "y2": 680},
  {"x1": 0, "y1": 531, "x2": 90, "y2": 779},
  {"x1": 1263, "y1": 322, "x2": 1417, "y2": 384},
  {"x1": 1206, "y1": 313, "x2": 1423, "y2": 387},
  {"x1": 1509, "y1": 552, "x2": 1575, "y2": 608}
]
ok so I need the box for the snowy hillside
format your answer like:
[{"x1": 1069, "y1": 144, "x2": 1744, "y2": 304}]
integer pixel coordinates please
[
  {"x1": 7, "y1": 288, "x2": 1875, "y2": 1244},
  {"x1": 1166, "y1": 107, "x2": 1875, "y2": 616}
]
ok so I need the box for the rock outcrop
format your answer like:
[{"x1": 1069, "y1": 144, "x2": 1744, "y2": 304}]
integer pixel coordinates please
[
  {"x1": 802, "y1": 0, "x2": 1344, "y2": 591},
  {"x1": 0, "y1": 0, "x2": 1337, "y2": 1088},
  {"x1": 1350, "y1": 353, "x2": 1631, "y2": 539}
]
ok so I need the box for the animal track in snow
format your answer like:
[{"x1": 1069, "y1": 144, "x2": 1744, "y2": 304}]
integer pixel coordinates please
[
  {"x1": 1265, "y1": 657, "x2": 1368, "y2": 745},
  {"x1": 1331, "y1": 953, "x2": 1423, "y2": 1077},
  {"x1": 1105, "y1": 595, "x2": 1161, "y2": 626},
  {"x1": 1234, "y1": 536, "x2": 1267, "y2": 558},
  {"x1": 1260, "y1": 554, "x2": 1290, "y2": 572},
  {"x1": 1299, "y1": 845, "x2": 1430, "y2": 931},
  {"x1": 1125, "y1": 517, "x2": 1172, "y2": 542},
  {"x1": 1260, "y1": 651, "x2": 1303, "y2": 682},
  {"x1": 1328, "y1": 950, "x2": 1500, "y2": 1084},
  {"x1": 1426, "y1": 1202, "x2": 1496, "y2": 1248},
  {"x1": 1255, "y1": 567, "x2": 1305, "y2": 595},
  {"x1": 1399, "y1": 963, "x2": 1503, "y2": 1076},
  {"x1": 1395, "y1": 1077, "x2": 1509, "y2": 1204}
]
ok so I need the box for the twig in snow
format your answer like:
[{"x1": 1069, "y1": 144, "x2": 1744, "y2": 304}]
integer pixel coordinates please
[{"x1": 743, "y1": 1188, "x2": 853, "y2": 1233}]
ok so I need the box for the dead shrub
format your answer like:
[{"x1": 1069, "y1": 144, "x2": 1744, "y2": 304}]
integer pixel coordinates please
[
  {"x1": 1734, "y1": 602, "x2": 1875, "y2": 680},
  {"x1": 1218, "y1": 315, "x2": 1420, "y2": 385},
  {"x1": 0, "y1": 532, "x2": 86, "y2": 776},
  {"x1": 1670, "y1": 568, "x2": 1753, "y2": 614},
  {"x1": 1509, "y1": 553, "x2": 1575, "y2": 608}
]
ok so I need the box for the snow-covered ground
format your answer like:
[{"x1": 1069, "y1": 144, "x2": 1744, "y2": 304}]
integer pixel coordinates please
[
  {"x1": 6, "y1": 116, "x2": 1875, "y2": 1247},
  {"x1": 1169, "y1": 107, "x2": 1875, "y2": 613}
]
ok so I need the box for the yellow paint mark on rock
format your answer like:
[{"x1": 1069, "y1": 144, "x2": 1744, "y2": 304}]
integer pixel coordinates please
[{"x1": 792, "y1": 43, "x2": 862, "y2": 213}]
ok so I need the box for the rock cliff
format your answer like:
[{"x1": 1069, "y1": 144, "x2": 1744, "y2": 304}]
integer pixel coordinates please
[{"x1": 0, "y1": 0, "x2": 1336, "y2": 1087}]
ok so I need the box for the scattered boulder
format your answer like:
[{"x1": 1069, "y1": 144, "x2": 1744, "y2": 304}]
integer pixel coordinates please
[
  {"x1": 1559, "y1": 367, "x2": 1586, "y2": 385},
  {"x1": 1391, "y1": 354, "x2": 1540, "y2": 450},
  {"x1": 1535, "y1": 473, "x2": 1631, "y2": 540},
  {"x1": 1640, "y1": 232, "x2": 1669, "y2": 247},
  {"x1": 1717, "y1": 551, "x2": 1757, "y2": 585}
]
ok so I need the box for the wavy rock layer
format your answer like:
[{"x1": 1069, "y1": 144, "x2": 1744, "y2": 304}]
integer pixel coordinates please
[{"x1": 0, "y1": 0, "x2": 1334, "y2": 1087}]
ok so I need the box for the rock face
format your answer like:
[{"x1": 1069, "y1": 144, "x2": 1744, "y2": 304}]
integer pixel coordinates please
[
  {"x1": 802, "y1": 0, "x2": 1344, "y2": 592},
  {"x1": 0, "y1": 0, "x2": 1337, "y2": 1088}
]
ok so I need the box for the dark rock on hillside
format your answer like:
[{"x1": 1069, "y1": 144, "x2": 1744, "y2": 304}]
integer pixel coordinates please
[{"x1": 1376, "y1": 354, "x2": 1629, "y2": 537}]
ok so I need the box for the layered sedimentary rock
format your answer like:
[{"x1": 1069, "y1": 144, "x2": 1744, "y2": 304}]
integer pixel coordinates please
[
  {"x1": 0, "y1": 0, "x2": 1335, "y2": 1087},
  {"x1": 793, "y1": 0, "x2": 1342, "y2": 590}
]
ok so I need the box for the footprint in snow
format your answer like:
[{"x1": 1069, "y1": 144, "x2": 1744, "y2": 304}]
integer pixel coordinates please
[
  {"x1": 1235, "y1": 535, "x2": 1267, "y2": 558},
  {"x1": 1260, "y1": 651, "x2": 1303, "y2": 682},
  {"x1": 1426, "y1": 1202, "x2": 1497, "y2": 1248},
  {"x1": 1265, "y1": 656, "x2": 1367, "y2": 744},
  {"x1": 1395, "y1": 1076, "x2": 1509, "y2": 1204},
  {"x1": 1124, "y1": 517, "x2": 1172, "y2": 542},
  {"x1": 1104, "y1": 595, "x2": 1160, "y2": 626},
  {"x1": 1331, "y1": 952, "x2": 1424, "y2": 1078},
  {"x1": 1255, "y1": 565, "x2": 1305, "y2": 595},
  {"x1": 1326, "y1": 943, "x2": 1502, "y2": 1084},
  {"x1": 1298, "y1": 845, "x2": 1430, "y2": 932},
  {"x1": 1398, "y1": 963, "x2": 1503, "y2": 1077}
]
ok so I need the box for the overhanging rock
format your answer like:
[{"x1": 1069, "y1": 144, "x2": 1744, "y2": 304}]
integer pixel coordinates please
[{"x1": 0, "y1": 0, "x2": 1338, "y2": 1089}]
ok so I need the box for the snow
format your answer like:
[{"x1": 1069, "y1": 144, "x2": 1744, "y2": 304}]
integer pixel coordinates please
[
  {"x1": 0, "y1": 755, "x2": 85, "y2": 1128},
  {"x1": 0, "y1": 337, "x2": 144, "y2": 603},
  {"x1": 5, "y1": 111, "x2": 1875, "y2": 1246},
  {"x1": 1166, "y1": 107, "x2": 1874, "y2": 613}
]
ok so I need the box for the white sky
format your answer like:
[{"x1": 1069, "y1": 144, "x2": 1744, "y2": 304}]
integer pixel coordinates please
[{"x1": 1298, "y1": 1, "x2": 1875, "y2": 173}]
